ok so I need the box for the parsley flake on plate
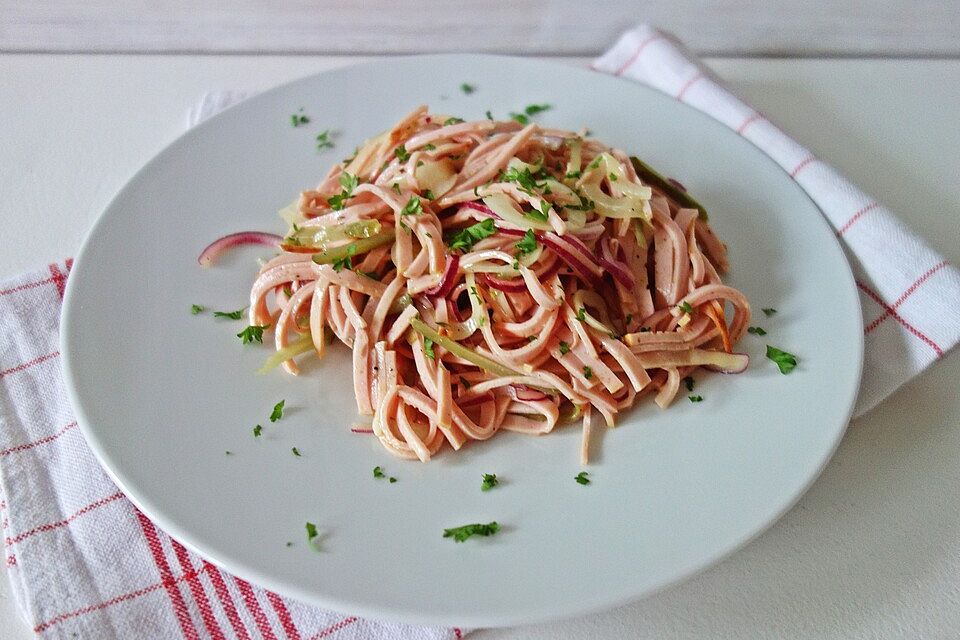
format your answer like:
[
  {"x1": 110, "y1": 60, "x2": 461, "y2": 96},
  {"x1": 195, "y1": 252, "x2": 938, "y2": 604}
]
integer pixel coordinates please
[
  {"x1": 689, "y1": 395, "x2": 704, "y2": 403},
  {"x1": 270, "y1": 399, "x2": 285, "y2": 422},
  {"x1": 747, "y1": 326, "x2": 767, "y2": 335},
  {"x1": 373, "y1": 466, "x2": 385, "y2": 479},
  {"x1": 214, "y1": 307, "x2": 246, "y2": 320},
  {"x1": 253, "y1": 425, "x2": 262, "y2": 437},
  {"x1": 191, "y1": 304, "x2": 205, "y2": 315},
  {"x1": 766, "y1": 345, "x2": 798, "y2": 374},
  {"x1": 683, "y1": 376, "x2": 695, "y2": 391},
  {"x1": 291, "y1": 447, "x2": 301, "y2": 457},
  {"x1": 394, "y1": 144, "x2": 410, "y2": 162},
  {"x1": 762, "y1": 307, "x2": 777, "y2": 317},
  {"x1": 443, "y1": 521, "x2": 500, "y2": 542},
  {"x1": 460, "y1": 83, "x2": 475, "y2": 94},
  {"x1": 305, "y1": 522, "x2": 321, "y2": 550},
  {"x1": 290, "y1": 109, "x2": 310, "y2": 127},
  {"x1": 237, "y1": 324, "x2": 269, "y2": 344},
  {"x1": 575, "y1": 471, "x2": 590, "y2": 485},
  {"x1": 481, "y1": 473, "x2": 499, "y2": 491},
  {"x1": 315, "y1": 130, "x2": 334, "y2": 150}
]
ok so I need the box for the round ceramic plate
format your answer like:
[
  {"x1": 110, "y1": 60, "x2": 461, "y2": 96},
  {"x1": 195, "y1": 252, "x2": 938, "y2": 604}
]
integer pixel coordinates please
[{"x1": 62, "y1": 54, "x2": 862, "y2": 628}]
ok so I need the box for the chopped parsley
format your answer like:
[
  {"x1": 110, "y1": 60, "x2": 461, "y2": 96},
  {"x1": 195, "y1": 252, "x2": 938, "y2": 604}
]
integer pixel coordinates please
[
  {"x1": 191, "y1": 304, "x2": 205, "y2": 315},
  {"x1": 443, "y1": 521, "x2": 500, "y2": 542},
  {"x1": 510, "y1": 112, "x2": 530, "y2": 125},
  {"x1": 460, "y1": 83, "x2": 475, "y2": 94},
  {"x1": 292, "y1": 447, "x2": 301, "y2": 457},
  {"x1": 225, "y1": 450, "x2": 232, "y2": 455},
  {"x1": 443, "y1": 116, "x2": 465, "y2": 125},
  {"x1": 373, "y1": 466, "x2": 385, "y2": 479},
  {"x1": 528, "y1": 335, "x2": 537, "y2": 342},
  {"x1": 394, "y1": 144, "x2": 410, "y2": 162},
  {"x1": 423, "y1": 337, "x2": 436, "y2": 359},
  {"x1": 558, "y1": 341, "x2": 571, "y2": 355},
  {"x1": 524, "y1": 103, "x2": 550, "y2": 115},
  {"x1": 525, "y1": 201, "x2": 550, "y2": 222},
  {"x1": 609, "y1": 172, "x2": 618, "y2": 181},
  {"x1": 448, "y1": 218, "x2": 496, "y2": 251},
  {"x1": 389, "y1": 477, "x2": 397, "y2": 483},
  {"x1": 678, "y1": 301, "x2": 694, "y2": 314},
  {"x1": 576, "y1": 308, "x2": 587, "y2": 322},
  {"x1": 423, "y1": 189, "x2": 435, "y2": 200},
  {"x1": 253, "y1": 425, "x2": 262, "y2": 437},
  {"x1": 269, "y1": 399, "x2": 285, "y2": 422},
  {"x1": 481, "y1": 473, "x2": 499, "y2": 491},
  {"x1": 391, "y1": 182, "x2": 402, "y2": 195},
  {"x1": 565, "y1": 170, "x2": 582, "y2": 179},
  {"x1": 214, "y1": 307, "x2": 246, "y2": 320},
  {"x1": 747, "y1": 326, "x2": 767, "y2": 335},
  {"x1": 762, "y1": 308, "x2": 777, "y2": 316},
  {"x1": 290, "y1": 109, "x2": 309, "y2": 127},
  {"x1": 331, "y1": 244, "x2": 357, "y2": 272},
  {"x1": 485, "y1": 110, "x2": 494, "y2": 120},
  {"x1": 689, "y1": 395, "x2": 703, "y2": 403},
  {"x1": 423, "y1": 143, "x2": 437, "y2": 151},
  {"x1": 327, "y1": 172, "x2": 359, "y2": 210},
  {"x1": 582, "y1": 366, "x2": 593, "y2": 379},
  {"x1": 501, "y1": 165, "x2": 545, "y2": 194},
  {"x1": 315, "y1": 130, "x2": 334, "y2": 150},
  {"x1": 683, "y1": 376, "x2": 695, "y2": 391},
  {"x1": 575, "y1": 471, "x2": 590, "y2": 485},
  {"x1": 625, "y1": 313, "x2": 633, "y2": 325},
  {"x1": 400, "y1": 196, "x2": 423, "y2": 217},
  {"x1": 766, "y1": 345, "x2": 798, "y2": 374},
  {"x1": 237, "y1": 324, "x2": 269, "y2": 344},
  {"x1": 305, "y1": 522, "x2": 320, "y2": 549}
]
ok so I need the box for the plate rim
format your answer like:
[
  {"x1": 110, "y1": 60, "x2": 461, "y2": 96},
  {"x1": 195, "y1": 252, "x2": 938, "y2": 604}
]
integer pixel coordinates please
[{"x1": 61, "y1": 52, "x2": 864, "y2": 628}]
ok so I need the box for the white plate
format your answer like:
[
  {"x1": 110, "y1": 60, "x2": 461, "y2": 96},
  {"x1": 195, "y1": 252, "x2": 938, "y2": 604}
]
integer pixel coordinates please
[{"x1": 61, "y1": 54, "x2": 863, "y2": 628}]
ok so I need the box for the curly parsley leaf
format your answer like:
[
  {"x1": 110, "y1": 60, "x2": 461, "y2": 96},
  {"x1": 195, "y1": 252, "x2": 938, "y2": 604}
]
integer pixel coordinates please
[
  {"x1": 327, "y1": 172, "x2": 359, "y2": 210},
  {"x1": 481, "y1": 473, "x2": 499, "y2": 491},
  {"x1": 443, "y1": 521, "x2": 500, "y2": 542},
  {"x1": 269, "y1": 399, "x2": 285, "y2": 423},
  {"x1": 515, "y1": 229, "x2": 538, "y2": 256},
  {"x1": 237, "y1": 324, "x2": 269, "y2": 344},
  {"x1": 448, "y1": 219, "x2": 496, "y2": 252},
  {"x1": 400, "y1": 196, "x2": 423, "y2": 218},
  {"x1": 766, "y1": 345, "x2": 798, "y2": 374}
]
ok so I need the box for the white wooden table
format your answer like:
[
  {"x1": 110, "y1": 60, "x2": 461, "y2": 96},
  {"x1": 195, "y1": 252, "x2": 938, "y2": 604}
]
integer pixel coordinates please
[{"x1": 1, "y1": 54, "x2": 959, "y2": 639}]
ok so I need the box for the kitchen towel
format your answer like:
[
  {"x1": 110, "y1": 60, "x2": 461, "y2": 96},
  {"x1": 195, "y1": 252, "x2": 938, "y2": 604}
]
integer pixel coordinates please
[{"x1": 2, "y1": 23, "x2": 958, "y2": 640}]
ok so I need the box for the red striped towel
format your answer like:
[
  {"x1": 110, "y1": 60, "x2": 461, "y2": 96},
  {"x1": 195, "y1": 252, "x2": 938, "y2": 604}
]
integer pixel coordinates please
[{"x1": 2, "y1": 25, "x2": 958, "y2": 639}]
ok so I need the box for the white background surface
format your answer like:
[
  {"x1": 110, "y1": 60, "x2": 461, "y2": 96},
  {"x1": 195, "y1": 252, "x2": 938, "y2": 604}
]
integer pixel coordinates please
[
  {"x1": 1, "y1": 55, "x2": 959, "y2": 638},
  {"x1": 2, "y1": 1, "x2": 958, "y2": 56}
]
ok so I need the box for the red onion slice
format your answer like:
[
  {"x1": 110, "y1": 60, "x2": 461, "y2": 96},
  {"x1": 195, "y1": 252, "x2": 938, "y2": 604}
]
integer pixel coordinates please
[
  {"x1": 426, "y1": 254, "x2": 460, "y2": 297},
  {"x1": 477, "y1": 273, "x2": 526, "y2": 293},
  {"x1": 599, "y1": 237, "x2": 635, "y2": 288},
  {"x1": 458, "y1": 201, "x2": 498, "y2": 218},
  {"x1": 198, "y1": 232, "x2": 282, "y2": 267}
]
